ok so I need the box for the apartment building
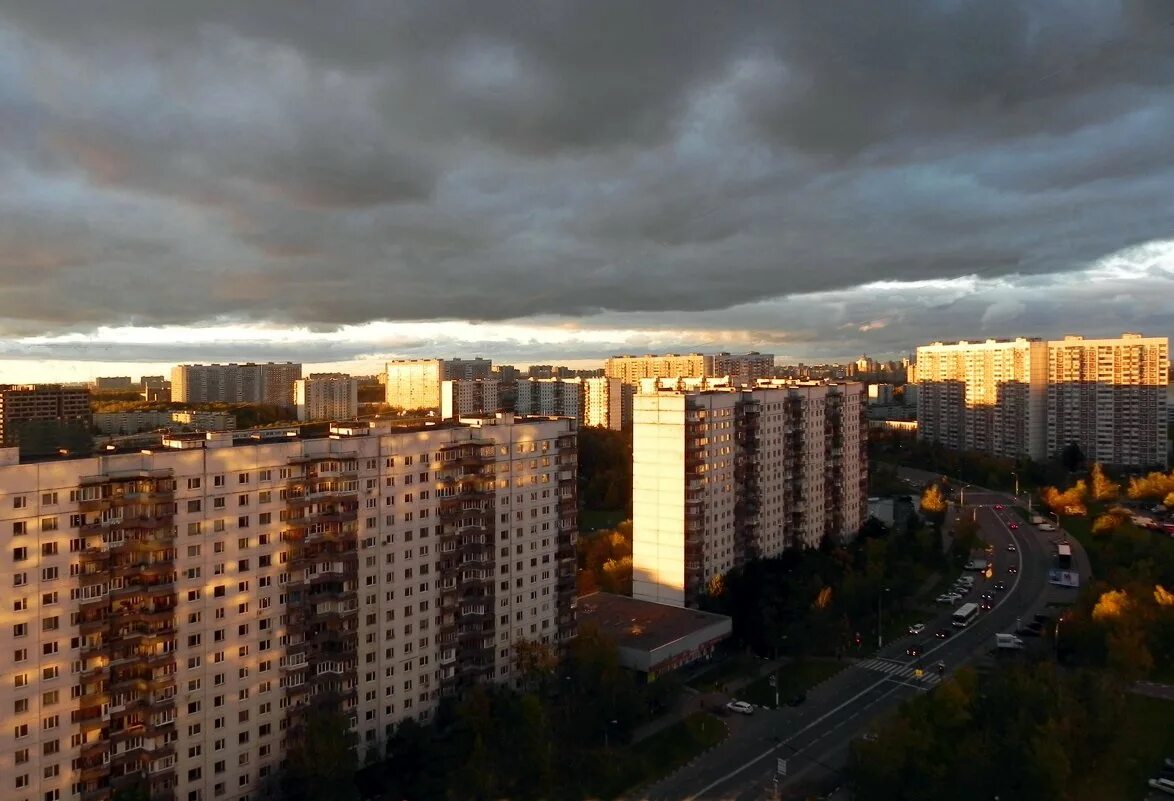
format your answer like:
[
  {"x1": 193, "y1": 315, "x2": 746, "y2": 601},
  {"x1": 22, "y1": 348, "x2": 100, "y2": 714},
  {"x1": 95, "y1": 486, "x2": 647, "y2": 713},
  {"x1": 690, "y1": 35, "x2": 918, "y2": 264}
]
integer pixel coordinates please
[
  {"x1": 1046, "y1": 334, "x2": 1169, "y2": 467},
  {"x1": 604, "y1": 353, "x2": 774, "y2": 387},
  {"x1": 383, "y1": 361, "x2": 443, "y2": 412},
  {"x1": 441, "y1": 359, "x2": 493, "y2": 381},
  {"x1": 0, "y1": 414, "x2": 577, "y2": 801},
  {"x1": 915, "y1": 339, "x2": 1049, "y2": 460},
  {"x1": 632, "y1": 378, "x2": 866, "y2": 608},
  {"x1": 440, "y1": 380, "x2": 500, "y2": 420},
  {"x1": 582, "y1": 378, "x2": 629, "y2": 431},
  {"x1": 294, "y1": 375, "x2": 359, "y2": 423},
  {"x1": 515, "y1": 378, "x2": 583, "y2": 423},
  {"x1": 93, "y1": 378, "x2": 134, "y2": 392},
  {"x1": 0, "y1": 385, "x2": 93, "y2": 458},
  {"x1": 170, "y1": 365, "x2": 302, "y2": 410},
  {"x1": 93, "y1": 412, "x2": 237, "y2": 436}
]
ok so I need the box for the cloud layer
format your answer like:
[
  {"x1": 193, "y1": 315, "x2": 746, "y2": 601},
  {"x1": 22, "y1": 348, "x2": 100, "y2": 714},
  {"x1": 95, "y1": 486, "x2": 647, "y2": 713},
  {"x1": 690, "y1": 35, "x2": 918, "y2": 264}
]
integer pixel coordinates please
[{"x1": 0, "y1": 1, "x2": 1171, "y2": 365}]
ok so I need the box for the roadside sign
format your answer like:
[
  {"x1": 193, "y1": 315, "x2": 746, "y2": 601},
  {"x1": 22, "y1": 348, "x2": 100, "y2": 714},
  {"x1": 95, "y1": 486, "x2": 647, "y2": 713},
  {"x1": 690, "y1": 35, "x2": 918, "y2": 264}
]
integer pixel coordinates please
[{"x1": 777, "y1": 758, "x2": 787, "y2": 776}]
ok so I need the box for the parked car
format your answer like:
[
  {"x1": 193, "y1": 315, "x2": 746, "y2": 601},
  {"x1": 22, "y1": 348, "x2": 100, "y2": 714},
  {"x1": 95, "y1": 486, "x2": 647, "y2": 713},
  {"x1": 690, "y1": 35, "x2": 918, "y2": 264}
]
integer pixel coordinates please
[
  {"x1": 725, "y1": 700, "x2": 754, "y2": 715},
  {"x1": 786, "y1": 692, "x2": 807, "y2": 707},
  {"x1": 936, "y1": 593, "x2": 963, "y2": 604},
  {"x1": 908, "y1": 623, "x2": 926, "y2": 636}
]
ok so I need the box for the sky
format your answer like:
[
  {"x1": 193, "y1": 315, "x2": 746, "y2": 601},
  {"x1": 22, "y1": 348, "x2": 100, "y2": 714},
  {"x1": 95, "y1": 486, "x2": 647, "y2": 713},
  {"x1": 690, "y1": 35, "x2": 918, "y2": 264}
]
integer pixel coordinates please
[{"x1": 1, "y1": 1, "x2": 1172, "y2": 383}]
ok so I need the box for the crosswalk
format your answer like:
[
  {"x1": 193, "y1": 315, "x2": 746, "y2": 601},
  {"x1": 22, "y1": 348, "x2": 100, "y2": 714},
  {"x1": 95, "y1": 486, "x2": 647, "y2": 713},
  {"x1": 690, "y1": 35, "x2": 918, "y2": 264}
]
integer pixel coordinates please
[{"x1": 857, "y1": 657, "x2": 942, "y2": 686}]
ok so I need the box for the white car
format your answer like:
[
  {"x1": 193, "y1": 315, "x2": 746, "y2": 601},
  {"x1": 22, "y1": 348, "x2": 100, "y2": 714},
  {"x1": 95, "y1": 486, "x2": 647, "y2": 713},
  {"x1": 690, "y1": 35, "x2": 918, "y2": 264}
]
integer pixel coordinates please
[
  {"x1": 908, "y1": 623, "x2": 926, "y2": 636},
  {"x1": 936, "y1": 593, "x2": 963, "y2": 604},
  {"x1": 725, "y1": 700, "x2": 754, "y2": 715}
]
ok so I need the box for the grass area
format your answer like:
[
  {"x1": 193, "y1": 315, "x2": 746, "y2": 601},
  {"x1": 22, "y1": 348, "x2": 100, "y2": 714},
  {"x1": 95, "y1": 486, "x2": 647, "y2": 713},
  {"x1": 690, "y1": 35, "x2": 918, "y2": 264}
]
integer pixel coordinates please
[
  {"x1": 605, "y1": 713, "x2": 727, "y2": 799},
  {"x1": 580, "y1": 508, "x2": 627, "y2": 532},
  {"x1": 740, "y1": 659, "x2": 848, "y2": 708},
  {"x1": 1071, "y1": 694, "x2": 1174, "y2": 801},
  {"x1": 685, "y1": 653, "x2": 761, "y2": 692}
]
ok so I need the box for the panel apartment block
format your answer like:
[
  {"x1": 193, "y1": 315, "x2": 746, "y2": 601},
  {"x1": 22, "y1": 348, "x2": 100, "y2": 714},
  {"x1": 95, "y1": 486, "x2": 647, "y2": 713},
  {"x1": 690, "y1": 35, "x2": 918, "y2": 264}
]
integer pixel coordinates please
[
  {"x1": 170, "y1": 365, "x2": 302, "y2": 409},
  {"x1": 0, "y1": 385, "x2": 94, "y2": 458},
  {"x1": 383, "y1": 361, "x2": 444, "y2": 412},
  {"x1": 0, "y1": 414, "x2": 577, "y2": 801},
  {"x1": 440, "y1": 380, "x2": 500, "y2": 420},
  {"x1": 915, "y1": 339, "x2": 1048, "y2": 460},
  {"x1": 1046, "y1": 333, "x2": 1169, "y2": 467},
  {"x1": 294, "y1": 375, "x2": 359, "y2": 423},
  {"x1": 605, "y1": 353, "x2": 774, "y2": 387},
  {"x1": 632, "y1": 378, "x2": 866, "y2": 608}
]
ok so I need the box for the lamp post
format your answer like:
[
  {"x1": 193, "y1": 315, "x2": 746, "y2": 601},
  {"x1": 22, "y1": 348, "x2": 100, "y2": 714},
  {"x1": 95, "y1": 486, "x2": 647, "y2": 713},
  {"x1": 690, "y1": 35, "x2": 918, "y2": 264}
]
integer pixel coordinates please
[
  {"x1": 1051, "y1": 512, "x2": 1060, "y2": 529},
  {"x1": 604, "y1": 719, "x2": 618, "y2": 750},
  {"x1": 877, "y1": 587, "x2": 890, "y2": 650},
  {"x1": 1011, "y1": 471, "x2": 1019, "y2": 499}
]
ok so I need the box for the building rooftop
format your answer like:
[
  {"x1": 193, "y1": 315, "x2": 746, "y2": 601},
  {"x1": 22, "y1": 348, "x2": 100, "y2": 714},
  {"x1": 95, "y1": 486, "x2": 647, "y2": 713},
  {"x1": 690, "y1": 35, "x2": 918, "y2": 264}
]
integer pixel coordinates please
[{"x1": 577, "y1": 592, "x2": 730, "y2": 652}]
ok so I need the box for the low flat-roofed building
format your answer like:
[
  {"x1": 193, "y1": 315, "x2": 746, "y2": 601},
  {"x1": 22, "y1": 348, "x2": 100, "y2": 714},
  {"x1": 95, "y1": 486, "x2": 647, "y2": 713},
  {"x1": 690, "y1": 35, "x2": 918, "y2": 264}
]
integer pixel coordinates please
[{"x1": 577, "y1": 592, "x2": 731, "y2": 679}]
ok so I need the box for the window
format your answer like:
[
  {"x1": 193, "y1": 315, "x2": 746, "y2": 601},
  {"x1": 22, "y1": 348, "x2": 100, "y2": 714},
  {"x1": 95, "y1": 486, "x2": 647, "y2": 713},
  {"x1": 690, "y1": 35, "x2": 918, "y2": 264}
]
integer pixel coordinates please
[
  {"x1": 41, "y1": 492, "x2": 58, "y2": 505},
  {"x1": 40, "y1": 517, "x2": 58, "y2": 532},
  {"x1": 13, "y1": 496, "x2": 27, "y2": 509},
  {"x1": 12, "y1": 521, "x2": 26, "y2": 535},
  {"x1": 12, "y1": 546, "x2": 27, "y2": 562},
  {"x1": 188, "y1": 477, "x2": 202, "y2": 489}
]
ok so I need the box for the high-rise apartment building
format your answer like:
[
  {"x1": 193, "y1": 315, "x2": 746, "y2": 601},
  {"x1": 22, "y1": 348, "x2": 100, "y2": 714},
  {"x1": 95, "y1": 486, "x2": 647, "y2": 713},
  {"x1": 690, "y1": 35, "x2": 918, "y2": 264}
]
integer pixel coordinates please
[
  {"x1": 94, "y1": 377, "x2": 134, "y2": 392},
  {"x1": 605, "y1": 353, "x2": 774, "y2": 387},
  {"x1": 632, "y1": 378, "x2": 866, "y2": 608},
  {"x1": 515, "y1": 378, "x2": 583, "y2": 422},
  {"x1": 442, "y1": 358, "x2": 493, "y2": 381},
  {"x1": 441, "y1": 379, "x2": 500, "y2": 420},
  {"x1": 1046, "y1": 333, "x2": 1169, "y2": 467},
  {"x1": 915, "y1": 339, "x2": 1049, "y2": 459},
  {"x1": 383, "y1": 360, "x2": 444, "y2": 412},
  {"x1": 915, "y1": 333, "x2": 1169, "y2": 466},
  {"x1": 294, "y1": 374, "x2": 360, "y2": 422},
  {"x1": 0, "y1": 413, "x2": 576, "y2": 801},
  {"x1": 0, "y1": 384, "x2": 93, "y2": 458},
  {"x1": 582, "y1": 378, "x2": 629, "y2": 431},
  {"x1": 711, "y1": 352, "x2": 776, "y2": 386},
  {"x1": 170, "y1": 364, "x2": 302, "y2": 409}
]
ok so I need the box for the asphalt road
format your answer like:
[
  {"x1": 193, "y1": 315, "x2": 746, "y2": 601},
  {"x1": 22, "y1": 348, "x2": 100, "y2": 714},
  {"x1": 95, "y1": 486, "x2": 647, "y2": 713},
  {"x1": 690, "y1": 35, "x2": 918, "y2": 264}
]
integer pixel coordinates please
[{"x1": 634, "y1": 474, "x2": 1062, "y2": 801}]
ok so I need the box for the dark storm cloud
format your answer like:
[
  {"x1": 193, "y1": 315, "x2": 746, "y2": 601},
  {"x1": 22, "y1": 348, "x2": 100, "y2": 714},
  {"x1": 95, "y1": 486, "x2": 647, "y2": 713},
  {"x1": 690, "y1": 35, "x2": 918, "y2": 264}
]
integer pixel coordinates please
[{"x1": 0, "y1": 1, "x2": 1172, "y2": 336}]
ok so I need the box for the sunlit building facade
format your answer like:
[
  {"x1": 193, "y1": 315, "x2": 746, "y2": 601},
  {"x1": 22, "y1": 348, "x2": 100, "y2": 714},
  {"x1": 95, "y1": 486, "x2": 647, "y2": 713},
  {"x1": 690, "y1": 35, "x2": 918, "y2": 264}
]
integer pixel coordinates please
[
  {"x1": 631, "y1": 378, "x2": 867, "y2": 608},
  {"x1": 1046, "y1": 333, "x2": 1169, "y2": 467},
  {"x1": 914, "y1": 339, "x2": 1049, "y2": 460},
  {"x1": 0, "y1": 414, "x2": 577, "y2": 801},
  {"x1": 294, "y1": 374, "x2": 359, "y2": 422}
]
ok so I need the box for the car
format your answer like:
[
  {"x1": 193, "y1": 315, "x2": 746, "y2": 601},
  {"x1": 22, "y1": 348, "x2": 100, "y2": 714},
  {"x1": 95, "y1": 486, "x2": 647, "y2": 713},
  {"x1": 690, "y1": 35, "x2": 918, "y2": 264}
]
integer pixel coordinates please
[
  {"x1": 907, "y1": 643, "x2": 923, "y2": 657},
  {"x1": 786, "y1": 692, "x2": 807, "y2": 707},
  {"x1": 1033, "y1": 613, "x2": 1052, "y2": 625},
  {"x1": 995, "y1": 504, "x2": 1004, "y2": 511},
  {"x1": 1009, "y1": 523, "x2": 1019, "y2": 530},
  {"x1": 1006, "y1": 543, "x2": 1017, "y2": 552},
  {"x1": 1017, "y1": 627, "x2": 1041, "y2": 638},
  {"x1": 935, "y1": 628, "x2": 951, "y2": 639},
  {"x1": 993, "y1": 581, "x2": 1006, "y2": 591},
  {"x1": 908, "y1": 623, "x2": 926, "y2": 636},
  {"x1": 980, "y1": 592, "x2": 993, "y2": 602},
  {"x1": 725, "y1": 700, "x2": 754, "y2": 715},
  {"x1": 980, "y1": 600, "x2": 993, "y2": 611},
  {"x1": 1007, "y1": 566, "x2": 1018, "y2": 574},
  {"x1": 861, "y1": 732, "x2": 879, "y2": 743},
  {"x1": 937, "y1": 592, "x2": 963, "y2": 604}
]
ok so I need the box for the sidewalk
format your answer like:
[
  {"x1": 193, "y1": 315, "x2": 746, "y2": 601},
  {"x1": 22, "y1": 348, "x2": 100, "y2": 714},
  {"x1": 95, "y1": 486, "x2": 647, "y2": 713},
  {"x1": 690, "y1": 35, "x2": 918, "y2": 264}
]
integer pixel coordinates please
[{"x1": 631, "y1": 656, "x2": 787, "y2": 743}]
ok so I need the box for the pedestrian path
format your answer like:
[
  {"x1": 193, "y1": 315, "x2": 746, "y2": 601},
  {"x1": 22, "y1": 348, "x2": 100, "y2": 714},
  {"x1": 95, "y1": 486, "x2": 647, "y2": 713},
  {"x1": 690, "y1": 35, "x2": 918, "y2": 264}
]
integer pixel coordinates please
[{"x1": 856, "y1": 657, "x2": 941, "y2": 686}]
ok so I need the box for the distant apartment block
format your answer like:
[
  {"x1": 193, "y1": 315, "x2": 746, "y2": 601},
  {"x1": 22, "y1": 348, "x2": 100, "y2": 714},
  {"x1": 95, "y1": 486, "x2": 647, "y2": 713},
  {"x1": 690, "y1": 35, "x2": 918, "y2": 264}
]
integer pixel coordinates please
[
  {"x1": 0, "y1": 384, "x2": 93, "y2": 457},
  {"x1": 516, "y1": 378, "x2": 583, "y2": 421},
  {"x1": 442, "y1": 357, "x2": 493, "y2": 380},
  {"x1": 583, "y1": 378, "x2": 630, "y2": 431},
  {"x1": 294, "y1": 374, "x2": 359, "y2": 422},
  {"x1": 632, "y1": 378, "x2": 867, "y2": 608},
  {"x1": 867, "y1": 383, "x2": 894, "y2": 405},
  {"x1": 915, "y1": 338, "x2": 1049, "y2": 460},
  {"x1": 170, "y1": 363, "x2": 302, "y2": 409},
  {"x1": 139, "y1": 376, "x2": 172, "y2": 403},
  {"x1": 383, "y1": 360, "x2": 444, "y2": 412},
  {"x1": 1046, "y1": 333, "x2": 1168, "y2": 467},
  {"x1": 605, "y1": 352, "x2": 774, "y2": 387},
  {"x1": 93, "y1": 410, "x2": 237, "y2": 435},
  {"x1": 93, "y1": 376, "x2": 134, "y2": 391},
  {"x1": 441, "y1": 379, "x2": 500, "y2": 419},
  {"x1": 0, "y1": 413, "x2": 577, "y2": 801},
  {"x1": 916, "y1": 333, "x2": 1169, "y2": 466}
]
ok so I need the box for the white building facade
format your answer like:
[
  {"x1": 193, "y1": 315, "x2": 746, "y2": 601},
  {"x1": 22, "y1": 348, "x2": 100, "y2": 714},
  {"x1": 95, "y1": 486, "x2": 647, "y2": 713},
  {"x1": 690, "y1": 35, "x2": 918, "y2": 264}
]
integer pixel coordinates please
[
  {"x1": 440, "y1": 379, "x2": 500, "y2": 420},
  {"x1": 1046, "y1": 333, "x2": 1169, "y2": 467},
  {"x1": 0, "y1": 414, "x2": 577, "y2": 801},
  {"x1": 915, "y1": 339, "x2": 1048, "y2": 459},
  {"x1": 294, "y1": 374, "x2": 360, "y2": 422},
  {"x1": 632, "y1": 378, "x2": 867, "y2": 608}
]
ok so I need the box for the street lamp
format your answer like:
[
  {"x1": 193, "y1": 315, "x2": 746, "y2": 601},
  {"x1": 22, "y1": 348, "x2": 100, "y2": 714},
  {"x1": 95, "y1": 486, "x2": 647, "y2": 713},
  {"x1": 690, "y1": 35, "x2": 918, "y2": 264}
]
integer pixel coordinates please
[
  {"x1": 960, "y1": 483, "x2": 972, "y2": 507},
  {"x1": 1011, "y1": 471, "x2": 1019, "y2": 499},
  {"x1": 604, "y1": 719, "x2": 618, "y2": 749},
  {"x1": 877, "y1": 587, "x2": 891, "y2": 650},
  {"x1": 1051, "y1": 512, "x2": 1060, "y2": 529}
]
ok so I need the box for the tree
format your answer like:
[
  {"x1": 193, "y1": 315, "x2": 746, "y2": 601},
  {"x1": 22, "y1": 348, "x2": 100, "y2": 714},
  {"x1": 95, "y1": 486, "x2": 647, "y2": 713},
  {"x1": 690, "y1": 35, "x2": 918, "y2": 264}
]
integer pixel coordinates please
[
  {"x1": 1060, "y1": 441, "x2": 1085, "y2": 472},
  {"x1": 1090, "y1": 462, "x2": 1120, "y2": 502},
  {"x1": 282, "y1": 706, "x2": 359, "y2": 801},
  {"x1": 920, "y1": 484, "x2": 947, "y2": 528},
  {"x1": 1092, "y1": 513, "x2": 1121, "y2": 535},
  {"x1": 1106, "y1": 623, "x2": 1154, "y2": 680},
  {"x1": 514, "y1": 639, "x2": 558, "y2": 693}
]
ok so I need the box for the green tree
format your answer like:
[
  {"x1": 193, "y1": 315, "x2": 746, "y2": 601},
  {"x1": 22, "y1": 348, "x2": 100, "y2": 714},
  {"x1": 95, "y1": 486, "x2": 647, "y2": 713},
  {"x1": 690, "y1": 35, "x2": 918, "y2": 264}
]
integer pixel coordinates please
[{"x1": 282, "y1": 706, "x2": 359, "y2": 801}]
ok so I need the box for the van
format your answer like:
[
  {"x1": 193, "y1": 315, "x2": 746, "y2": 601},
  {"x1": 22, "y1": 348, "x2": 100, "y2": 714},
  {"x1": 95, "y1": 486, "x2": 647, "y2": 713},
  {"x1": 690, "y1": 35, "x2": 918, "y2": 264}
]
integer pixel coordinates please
[{"x1": 995, "y1": 633, "x2": 1025, "y2": 650}]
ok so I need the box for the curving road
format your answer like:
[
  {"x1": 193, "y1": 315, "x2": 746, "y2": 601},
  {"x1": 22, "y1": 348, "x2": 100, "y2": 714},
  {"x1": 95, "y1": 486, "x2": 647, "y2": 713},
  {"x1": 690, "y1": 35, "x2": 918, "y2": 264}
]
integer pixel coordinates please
[{"x1": 633, "y1": 473, "x2": 1070, "y2": 801}]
